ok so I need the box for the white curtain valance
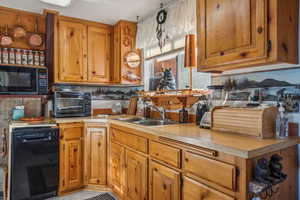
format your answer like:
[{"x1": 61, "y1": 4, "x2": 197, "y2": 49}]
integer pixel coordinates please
[{"x1": 136, "y1": 0, "x2": 196, "y2": 49}]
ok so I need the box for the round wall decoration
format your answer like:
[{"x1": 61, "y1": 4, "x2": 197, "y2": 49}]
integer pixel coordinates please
[
  {"x1": 124, "y1": 50, "x2": 141, "y2": 69},
  {"x1": 156, "y1": 3, "x2": 168, "y2": 51},
  {"x1": 156, "y1": 9, "x2": 167, "y2": 25}
]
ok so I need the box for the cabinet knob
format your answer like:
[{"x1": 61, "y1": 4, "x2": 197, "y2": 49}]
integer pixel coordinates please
[
  {"x1": 185, "y1": 158, "x2": 189, "y2": 162},
  {"x1": 92, "y1": 71, "x2": 96, "y2": 74},
  {"x1": 257, "y1": 26, "x2": 263, "y2": 34},
  {"x1": 163, "y1": 183, "x2": 167, "y2": 190}
]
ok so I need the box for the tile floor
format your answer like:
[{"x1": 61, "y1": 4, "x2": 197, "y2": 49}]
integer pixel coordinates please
[{"x1": 47, "y1": 191, "x2": 104, "y2": 200}]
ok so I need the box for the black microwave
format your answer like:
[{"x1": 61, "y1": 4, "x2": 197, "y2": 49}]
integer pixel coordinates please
[
  {"x1": 53, "y1": 91, "x2": 91, "y2": 118},
  {"x1": 0, "y1": 66, "x2": 48, "y2": 95}
]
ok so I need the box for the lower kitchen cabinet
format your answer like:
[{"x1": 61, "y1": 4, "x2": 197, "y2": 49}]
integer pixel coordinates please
[
  {"x1": 149, "y1": 161, "x2": 180, "y2": 200},
  {"x1": 59, "y1": 123, "x2": 84, "y2": 194},
  {"x1": 110, "y1": 142, "x2": 126, "y2": 196},
  {"x1": 125, "y1": 150, "x2": 148, "y2": 200},
  {"x1": 182, "y1": 177, "x2": 234, "y2": 200},
  {"x1": 84, "y1": 126, "x2": 107, "y2": 186}
]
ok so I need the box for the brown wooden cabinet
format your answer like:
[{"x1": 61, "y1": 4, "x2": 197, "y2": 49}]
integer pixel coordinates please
[
  {"x1": 59, "y1": 123, "x2": 84, "y2": 194},
  {"x1": 58, "y1": 20, "x2": 87, "y2": 82},
  {"x1": 110, "y1": 142, "x2": 126, "y2": 196},
  {"x1": 149, "y1": 161, "x2": 180, "y2": 200},
  {"x1": 182, "y1": 177, "x2": 234, "y2": 200},
  {"x1": 87, "y1": 26, "x2": 111, "y2": 83},
  {"x1": 113, "y1": 20, "x2": 142, "y2": 85},
  {"x1": 197, "y1": 0, "x2": 298, "y2": 72},
  {"x1": 125, "y1": 150, "x2": 148, "y2": 200},
  {"x1": 108, "y1": 124, "x2": 298, "y2": 200},
  {"x1": 52, "y1": 16, "x2": 113, "y2": 84},
  {"x1": 84, "y1": 126, "x2": 107, "y2": 186}
]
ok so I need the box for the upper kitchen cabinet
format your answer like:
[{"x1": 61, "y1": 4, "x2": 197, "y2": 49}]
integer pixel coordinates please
[
  {"x1": 46, "y1": 13, "x2": 113, "y2": 84},
  {"x1": 197, "y1": 0, "x2": 299, "y2": 72},
  {"x1": 113, "y1": 20, "x2": 142, "y2": 85},
  {"x1": 87, "y1": 26, "x2": 111, "y2": 83},
  {"x1": 58, "y1": 20, "x2": 87, "y2": 82}
]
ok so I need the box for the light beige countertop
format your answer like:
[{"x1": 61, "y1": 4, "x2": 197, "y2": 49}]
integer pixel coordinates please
[
  {"x1": 109, "y1": 119, "x2": 300, "y2": 159},
  {"x1": 53, "y1": 116, "x2": 108, "y2": 124},
  {"x1": 9, "y1": 116, "x2": 110, "y2": 128}
]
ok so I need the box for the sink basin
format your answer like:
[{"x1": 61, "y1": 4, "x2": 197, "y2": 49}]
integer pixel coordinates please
[
  {"x1": 115, "y1": 117, "x2": 178, "y2": 126},
  {"x1": 133, "y1": 119, "x2": 178, "y2": 126},
  {"x1": 114, "y1": 117, "x2": 145, "y2": 123}
]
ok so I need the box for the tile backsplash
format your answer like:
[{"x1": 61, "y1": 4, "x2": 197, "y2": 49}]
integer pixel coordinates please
[
  {"x1": 210, "y1": 68, "x2": 300, "y2": 135},
  {"x1": 54, "y1": 85, "x2": 143, "y2": 100}
]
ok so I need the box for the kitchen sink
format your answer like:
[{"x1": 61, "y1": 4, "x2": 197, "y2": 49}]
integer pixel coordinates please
[
  {"x1": 133, "y1": 119, "x2": 178, "y2": 126},
  {"x1": 115, "y1": 117, "x2": 178, "y2": 126},
  {"x1": 114, "y1": 117, "x2": 145, "y2": 123}
]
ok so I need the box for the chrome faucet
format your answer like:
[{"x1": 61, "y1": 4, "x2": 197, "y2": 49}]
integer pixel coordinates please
[{"x1": 146, "y1": 104, "x2": 166, "y2": 120}]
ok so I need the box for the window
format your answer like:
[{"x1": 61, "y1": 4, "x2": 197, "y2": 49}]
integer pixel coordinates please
[{"x1": 144, "y1": 50, "x2": 211, "y2": 91}]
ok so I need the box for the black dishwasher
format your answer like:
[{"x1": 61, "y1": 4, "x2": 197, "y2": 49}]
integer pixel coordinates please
[{"x1": 11, "y1": 127, "x2": 59, "y2": 200}]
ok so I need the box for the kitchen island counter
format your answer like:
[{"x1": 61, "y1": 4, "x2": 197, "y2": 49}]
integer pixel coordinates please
[{"x1": 109, "y1": 119, "x2": 300, "y2": 159}]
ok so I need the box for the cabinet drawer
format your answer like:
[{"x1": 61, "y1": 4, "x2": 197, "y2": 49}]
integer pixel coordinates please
[
  {"x1": 111, "y1": 128, "x2": 148, "y2": 153},
  {"x1": 183, "y1": 177, "x2": 234, "y2": 200},
  {"x1": 59, "y1": 123, "x2": 83, "y2": 140},
  {"x1": 149, "y1": 141, "x2": 181, "y2": 168},
  {"x1": 183, "y1": 151, "x2": 236, "y2": 191}
]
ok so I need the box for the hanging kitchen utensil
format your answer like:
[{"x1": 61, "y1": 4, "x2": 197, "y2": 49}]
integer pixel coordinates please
[
  {"x1": 0, "y1": 25, "x2": 13, "y2": 46},
  {"x1": 28, "y1": 17, "x2": 43, "y2": 48},
  {"x1": 13, "y1": 15, "x2": 26, "y2": 39}
]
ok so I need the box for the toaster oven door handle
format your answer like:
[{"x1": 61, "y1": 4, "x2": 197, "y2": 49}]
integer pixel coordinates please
[{"x1": 57, "y1": 106, "x2": 83, "y2": 110}]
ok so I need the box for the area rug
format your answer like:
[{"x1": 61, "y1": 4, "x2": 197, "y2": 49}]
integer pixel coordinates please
[{"x1": 85, "y1": 193, "x2": 116, "y2": 200}]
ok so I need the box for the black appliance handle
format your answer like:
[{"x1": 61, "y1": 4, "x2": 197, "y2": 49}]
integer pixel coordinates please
[{"x1": 20, "y1": 137, "x2": 52, "y2": 143}]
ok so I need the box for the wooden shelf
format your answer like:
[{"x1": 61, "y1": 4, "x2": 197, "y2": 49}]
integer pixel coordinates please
[{"x1": 140, "y1": 89, "x2": 209, "y2": 110}]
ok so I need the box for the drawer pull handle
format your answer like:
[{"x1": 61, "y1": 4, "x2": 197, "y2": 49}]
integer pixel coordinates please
[
  {"x1": 159, "y1": 137, "x2": 218, "y2": 157},
  {"x1": 185, "y1": 158, "x2": 189, "y2": 162}
]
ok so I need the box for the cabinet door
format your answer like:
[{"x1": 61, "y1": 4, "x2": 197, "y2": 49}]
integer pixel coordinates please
[
  {"x1": 183, "y1": 177, "x2": 234, "y2": 200},
  {"x1": 58, "y1": 20, "x2": 87, "y2": 82},
  {"x1": 64, "y1": 138, "x2": 83, "y2": 190},
  {"x1": 125, "y1": 150, "x2": 148, "y2": 200},
  {"x1": 198, "y1": 0, "x2": 267, "y2": 69},
  {"x1": 110, "y1": 142, "x2": 125, "y2": 196},
  {"x1": 88, "y1": 26, "x2": 111, "y2": 83},
  {"x1": 149, "y1": 161, "x2": 180, "y2": 200},
  {"x1": 84, "y1": 127, "x2": 106, "y2": 185},
  {"x1": 59, "y1": 123, "x2": 84, "y2": 193}
]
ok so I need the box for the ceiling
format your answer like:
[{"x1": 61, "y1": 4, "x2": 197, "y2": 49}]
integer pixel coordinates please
[{"x1": 0, "y1": 0, "x2": 170, "y2": 24}]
